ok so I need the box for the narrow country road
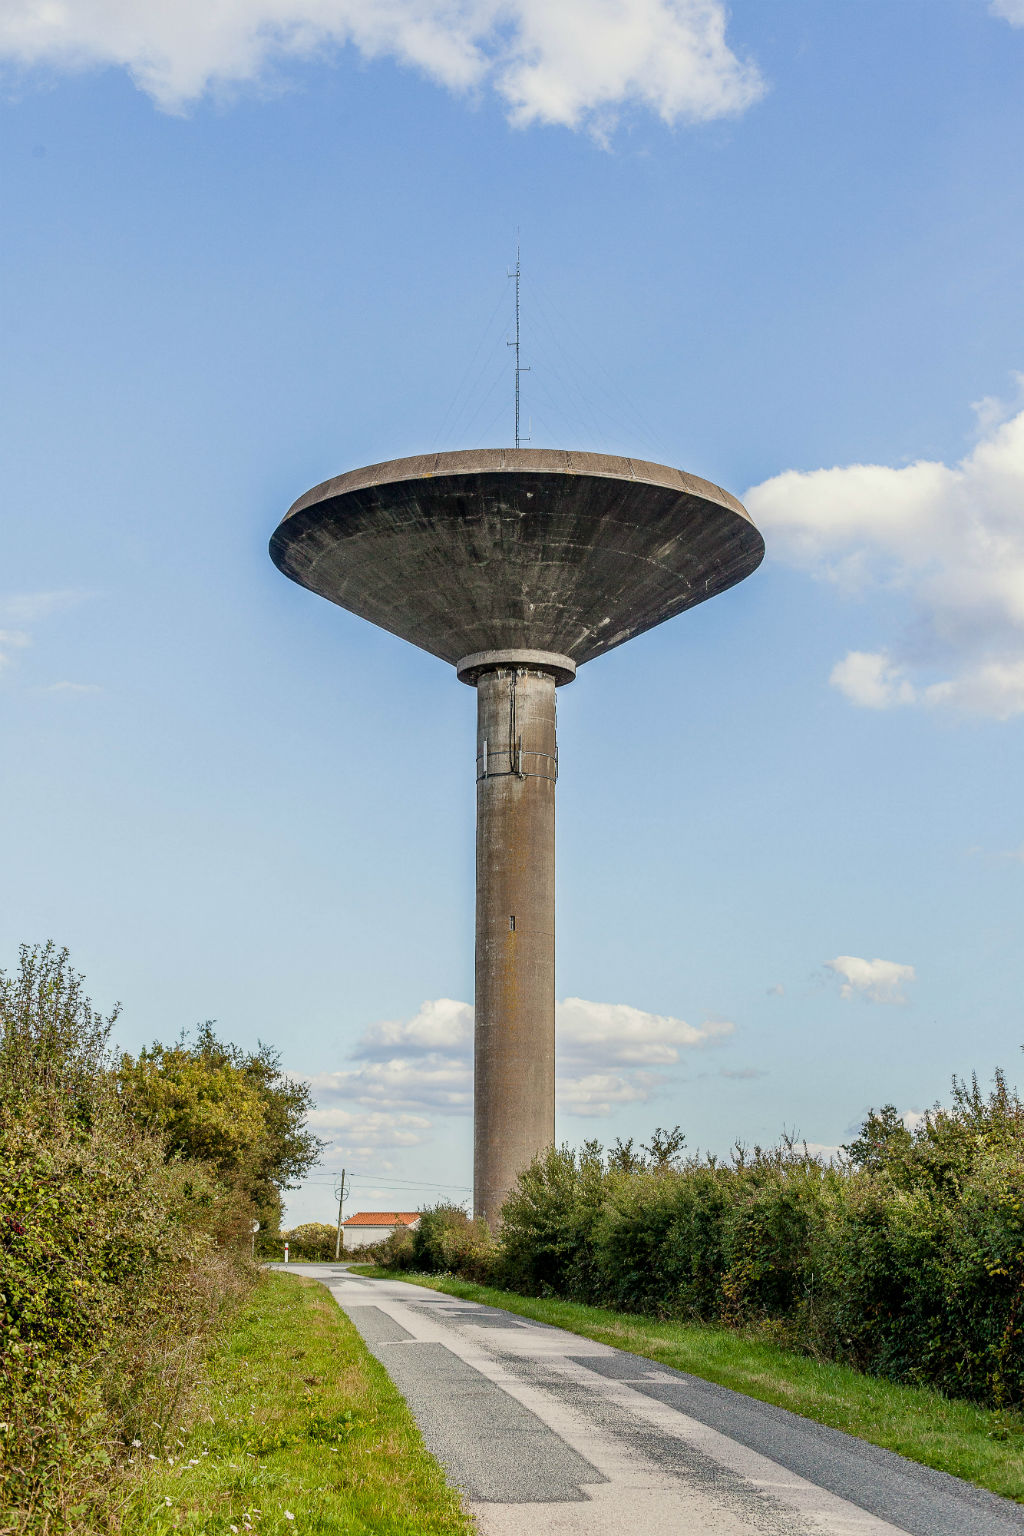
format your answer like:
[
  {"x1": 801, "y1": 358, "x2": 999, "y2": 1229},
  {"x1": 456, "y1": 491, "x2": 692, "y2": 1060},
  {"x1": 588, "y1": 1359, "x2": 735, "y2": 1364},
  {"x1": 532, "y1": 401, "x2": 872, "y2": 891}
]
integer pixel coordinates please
[{"x1": 275, "y1": 1264, "x2": 1024, "y2": 1536}]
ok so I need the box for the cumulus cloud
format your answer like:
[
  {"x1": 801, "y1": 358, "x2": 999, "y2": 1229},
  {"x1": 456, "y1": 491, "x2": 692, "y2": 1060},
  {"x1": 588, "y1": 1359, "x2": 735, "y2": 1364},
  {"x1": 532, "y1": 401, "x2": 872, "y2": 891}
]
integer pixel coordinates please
[
  {"x1": 745, "y1": 395, "x2": 1024, "y2": 718},
  {"x1": 826, "y1": 955, "x2": 916, "y2": 1004},
  {"x1": 309, "y1": 993, "x2": 732, "y2": 1126},
  {"x1": 828, "y1": 651, "x2": 915, "y2": 710},
  {"x1": 307, "y1": 1106, "x2": 432, "y2": 1150},
  {"x1": 991, "y1": 0, "x2": 1024, "y2": 26},
  {"x1": 557, "y1": 996, "x2": 733, "y2": 1066},
  {"x1": 354, "y1": 997, "x2": 473, "y2": 1060},
  {"x1": 557, "y1": 996, "x2": 732, "y2": 1114},
  {"x1": 0, "y1": 0, "x2": 764, "y2": 131},
  {"x1": 308, "y1": 1054, "x2": 472, "y2": 1113},
  {"x1": 557, "y1": 1070, "x2": 659, "y2": 1116}
]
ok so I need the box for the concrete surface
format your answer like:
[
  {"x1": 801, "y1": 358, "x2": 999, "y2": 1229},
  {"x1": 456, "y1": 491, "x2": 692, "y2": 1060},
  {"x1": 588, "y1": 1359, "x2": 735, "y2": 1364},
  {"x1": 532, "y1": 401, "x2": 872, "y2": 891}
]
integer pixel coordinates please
[
  {"x1": 269, "y1": 448, "x2": 764, "y2": 671},
  {"x1": 474, "y1": 665, "x2": 557, "y2": 1224},
  {"x1": 275, "y1": 1265, "x2": 1024, "y2": 1536},
  {"x1": 269, "y1": 446, "x2": 765, "y2": 1243}
]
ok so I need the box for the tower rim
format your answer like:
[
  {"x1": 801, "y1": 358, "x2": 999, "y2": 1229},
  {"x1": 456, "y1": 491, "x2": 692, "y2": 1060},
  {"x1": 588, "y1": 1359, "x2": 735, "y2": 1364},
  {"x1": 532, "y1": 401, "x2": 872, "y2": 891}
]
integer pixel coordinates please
[{"x1": 277, "y1": 447, "x2": 756, "y2": 533}]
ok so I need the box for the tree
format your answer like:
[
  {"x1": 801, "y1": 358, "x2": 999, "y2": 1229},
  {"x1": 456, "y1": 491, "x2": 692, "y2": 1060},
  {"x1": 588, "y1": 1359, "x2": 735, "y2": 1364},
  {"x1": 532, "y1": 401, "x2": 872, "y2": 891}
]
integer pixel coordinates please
[{"x1": 119, "y1": 1022, "x2": 323, "y2": 1231}]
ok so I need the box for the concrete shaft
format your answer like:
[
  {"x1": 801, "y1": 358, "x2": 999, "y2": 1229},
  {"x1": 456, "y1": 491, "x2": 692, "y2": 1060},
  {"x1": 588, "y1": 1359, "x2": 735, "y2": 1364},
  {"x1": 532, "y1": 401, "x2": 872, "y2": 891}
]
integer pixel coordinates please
[{"x1": 473, "y1": 666, "x2": 557, "y2": 1226}]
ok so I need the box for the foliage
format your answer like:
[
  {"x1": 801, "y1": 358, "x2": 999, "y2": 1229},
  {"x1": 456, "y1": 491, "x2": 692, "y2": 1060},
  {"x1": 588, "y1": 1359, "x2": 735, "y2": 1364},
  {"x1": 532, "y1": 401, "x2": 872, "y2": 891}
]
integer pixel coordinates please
[
  {"x1": 281, "y1": 1221, "x2": 340, "y2": 1261},
  {"x1": 120, "y1": 1272, "x2": 473, "y2": 1535},
  {"x1": 119, "y1": 1022, "x2": 323, "y2": 1236},
  {"x1": 374, "y1": 1070, "x2": 1024, "y2": 1411},
  {"x1": 0, "y1": 943, "x2": 316, "y2": 1533},
  {"x1": 409, "y1": 1203, "x2": 495, "y2": 1282}
]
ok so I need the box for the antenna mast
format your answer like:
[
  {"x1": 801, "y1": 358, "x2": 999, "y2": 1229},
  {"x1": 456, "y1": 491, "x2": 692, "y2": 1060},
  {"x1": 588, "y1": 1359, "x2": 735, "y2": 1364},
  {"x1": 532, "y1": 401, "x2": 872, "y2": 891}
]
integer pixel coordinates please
[{"x1": 507, "y1": 241, "x2": 530, "y2": 449}]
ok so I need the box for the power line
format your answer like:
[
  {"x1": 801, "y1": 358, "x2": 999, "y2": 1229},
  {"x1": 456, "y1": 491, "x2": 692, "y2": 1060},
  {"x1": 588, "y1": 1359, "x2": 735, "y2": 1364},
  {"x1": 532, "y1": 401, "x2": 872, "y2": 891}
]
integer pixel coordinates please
[{"x1": 300, "y1": 1170, "x2": 472, "y2": 1191}]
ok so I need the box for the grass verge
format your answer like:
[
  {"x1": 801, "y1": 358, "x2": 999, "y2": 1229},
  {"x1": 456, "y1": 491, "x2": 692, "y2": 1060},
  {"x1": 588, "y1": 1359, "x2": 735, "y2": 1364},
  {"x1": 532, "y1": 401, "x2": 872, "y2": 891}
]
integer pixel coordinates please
[
  {"x1": 349, "y1": 1267, "x2": 1024, "y2": 1503},
  {"x1": 118, "y1": 1270, "x2": 474, "y2": 1536}
]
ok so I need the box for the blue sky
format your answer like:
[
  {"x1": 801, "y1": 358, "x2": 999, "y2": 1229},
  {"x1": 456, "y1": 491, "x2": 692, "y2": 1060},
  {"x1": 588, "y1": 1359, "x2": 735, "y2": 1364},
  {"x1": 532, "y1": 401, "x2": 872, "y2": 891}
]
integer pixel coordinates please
[{"x1": 2, "y1": 0, "x2": 1023, "y2": 1223}]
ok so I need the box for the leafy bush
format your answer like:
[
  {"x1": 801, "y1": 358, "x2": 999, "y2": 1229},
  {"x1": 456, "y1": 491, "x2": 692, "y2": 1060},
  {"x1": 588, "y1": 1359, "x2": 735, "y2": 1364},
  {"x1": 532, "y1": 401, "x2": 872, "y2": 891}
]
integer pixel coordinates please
[
  {"x1": 0, "y1": 943, "x2": 320, "y2": 1533},
  {"x1": 281, "y1": 1222, "x2": 340, "y2": 1261},
  {"x1": 374, "y1": 1077, "x2": 1024, "y2": 1412},
  {"x1": 411, "y1": 1203, "x2": 496, "y2": 1282},
  {"x1": 119, "y1": 1023, "x2": 323, "y2": 1243}
]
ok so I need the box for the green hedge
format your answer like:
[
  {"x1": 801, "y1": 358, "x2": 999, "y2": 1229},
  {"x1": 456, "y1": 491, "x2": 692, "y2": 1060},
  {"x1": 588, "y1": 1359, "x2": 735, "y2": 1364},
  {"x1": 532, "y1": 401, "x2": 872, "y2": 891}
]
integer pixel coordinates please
[
  {"x1": 378, "y1": 1065, "x2": 1024, "y2": 1412},
  {"x1": 0, "y1": 944, "x2": 288, "y2": 1533}
]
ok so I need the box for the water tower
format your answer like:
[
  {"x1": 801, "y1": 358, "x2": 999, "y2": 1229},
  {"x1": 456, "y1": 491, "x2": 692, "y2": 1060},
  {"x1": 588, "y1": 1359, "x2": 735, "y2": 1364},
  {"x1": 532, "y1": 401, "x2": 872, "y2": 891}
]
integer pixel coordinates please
[{"x1": 271, "y1": 448, "x2": 763, "y2": 1224}]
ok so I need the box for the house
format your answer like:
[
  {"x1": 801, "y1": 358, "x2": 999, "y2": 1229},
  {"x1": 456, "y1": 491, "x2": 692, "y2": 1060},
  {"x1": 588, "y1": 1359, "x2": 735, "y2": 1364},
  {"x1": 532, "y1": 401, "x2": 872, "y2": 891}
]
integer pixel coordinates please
[{"x1": 340, "y1": 1211, "x2": 420, "y2": 1251}]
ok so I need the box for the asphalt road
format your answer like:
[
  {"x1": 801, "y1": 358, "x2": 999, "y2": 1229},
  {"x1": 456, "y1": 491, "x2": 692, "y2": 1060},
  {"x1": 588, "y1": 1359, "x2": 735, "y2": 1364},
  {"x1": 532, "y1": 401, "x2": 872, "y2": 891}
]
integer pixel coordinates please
[{"x1": 276, "y1": 1264, "x2": 1024, "y2": 1536}]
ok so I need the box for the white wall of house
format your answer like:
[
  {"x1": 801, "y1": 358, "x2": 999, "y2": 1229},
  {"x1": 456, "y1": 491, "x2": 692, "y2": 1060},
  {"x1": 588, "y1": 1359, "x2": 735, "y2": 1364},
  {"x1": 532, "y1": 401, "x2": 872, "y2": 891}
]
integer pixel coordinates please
[{"x1": 342, "y1": 1223, "x2": 412, "y2": 1250}]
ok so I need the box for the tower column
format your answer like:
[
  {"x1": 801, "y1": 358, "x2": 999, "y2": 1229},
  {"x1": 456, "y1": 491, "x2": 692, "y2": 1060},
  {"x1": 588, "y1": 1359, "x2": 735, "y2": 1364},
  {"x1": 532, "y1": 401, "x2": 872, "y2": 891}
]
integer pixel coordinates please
[{"x1": 471, "y1": 664, "x2": 561, "y2": 1226}]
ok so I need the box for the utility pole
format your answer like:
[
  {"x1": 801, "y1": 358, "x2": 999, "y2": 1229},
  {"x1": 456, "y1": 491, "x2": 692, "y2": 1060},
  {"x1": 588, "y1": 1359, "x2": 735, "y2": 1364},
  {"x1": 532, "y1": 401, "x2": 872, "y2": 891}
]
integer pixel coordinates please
[
  {"x1": 507, "y1": 240, "x2": 529, "y2": 449},
  {"x1": 334, "y1": 1169, "x2": 348, "y2": 1261}
]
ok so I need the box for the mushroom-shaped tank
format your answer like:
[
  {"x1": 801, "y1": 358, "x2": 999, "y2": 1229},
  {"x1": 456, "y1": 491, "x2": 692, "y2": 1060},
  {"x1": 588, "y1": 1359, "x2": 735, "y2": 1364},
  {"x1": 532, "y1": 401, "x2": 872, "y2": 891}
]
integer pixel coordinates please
[
  {"x1": 270, "y1": 447, "x2": 764, "y2": 1227},
  {"x1": 269, "y1": 448, "x2": 764, "y2": 674}
]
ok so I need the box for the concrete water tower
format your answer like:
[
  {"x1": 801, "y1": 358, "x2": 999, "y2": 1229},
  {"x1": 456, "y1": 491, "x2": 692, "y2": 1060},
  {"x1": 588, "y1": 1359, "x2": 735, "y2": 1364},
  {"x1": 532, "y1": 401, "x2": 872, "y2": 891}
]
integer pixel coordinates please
[{"x1": 271, "y1": 448, "x2": 763, "y2": 1224}]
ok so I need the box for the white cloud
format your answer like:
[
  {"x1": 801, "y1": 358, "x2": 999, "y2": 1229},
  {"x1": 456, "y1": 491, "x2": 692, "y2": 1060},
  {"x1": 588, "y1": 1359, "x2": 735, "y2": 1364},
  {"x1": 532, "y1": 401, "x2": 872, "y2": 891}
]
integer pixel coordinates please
[
  {"x1": 745, "y1": 396, "x2": 1024, "y2": 718},
  {"x1": 802, "y1": 1141, "x2": 844, "y2": 1163},
  {"x1": 557, "y1": 996, "x2": 732, "y2": 1115},
  {"x1": 0, "y1": 591, "x2": 88, "y2": 683},
  {"x1": 310, "y1": 992, "x2": 732, "y2": 1125},
  {"x1": 0, "y1": 629, "x2": 30, "y2": 670},
  {"x1": 829, "y1": 650, "x2": 916, "y2": 710},
  {"x1": 354, "y1": 997, "x2": 472, "y2": 1059},
  {"x1": 766, "y1": 983, "x2": 784, "y2": 997},
  {"x1": 557, "y1": 1070, "x2": 658, "y2": 1116},
  {"x1": 0, "y1": 0, "x2": 764, "y2": 131},
  {"x1": 307, "y1": 1106, "x2": 432, "y2": 1152},
  {"x1": 308, "y1": 1054, "x2": 472, "y2": 1113},
  {"x1": 47, "y1": 680, "x2": 101, "y2": 694},
  {"x1": 826, "y1": 955, "x2": 916, "y2": 1004},
  {"x1": 0, "y1": 590, "x2": 81, "y2": 624},
  {"x1": 991, "y1": 0, "x2": 1024, "y2": 26},
  {"x1": 557, "y1": 996, "x2": 733, "y2": 1066}
]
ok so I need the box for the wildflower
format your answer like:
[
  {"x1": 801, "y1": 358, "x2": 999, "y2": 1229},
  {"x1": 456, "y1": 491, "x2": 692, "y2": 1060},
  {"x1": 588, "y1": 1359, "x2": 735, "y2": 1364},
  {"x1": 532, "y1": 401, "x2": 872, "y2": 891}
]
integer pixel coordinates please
[
  {"x1": 231, "y1": 1526, "x2": 239, "y2": 1533},
  {"x1": 131, "y1": 1439, "x2": 142, "y2": 1448},
  {"x1": 285, "y1": 1513, "x2": 295, "y2": 1521},
  {"x1": 164, "y1": 1497, "x2": 173, "y2": 1507},
  {"x1": 167, "y1": 1457, "x2": 174, "y2": 1465},
  {"x1": 147, "y1": 1454, "x2": 156, "y2": 1462}
]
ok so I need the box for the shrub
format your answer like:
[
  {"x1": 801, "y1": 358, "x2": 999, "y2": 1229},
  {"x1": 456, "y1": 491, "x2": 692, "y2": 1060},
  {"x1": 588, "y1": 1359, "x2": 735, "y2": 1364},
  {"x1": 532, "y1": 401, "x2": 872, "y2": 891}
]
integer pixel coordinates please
[
  {"x1": 373, "y1": 1066, "x2": 1024, "y2": 1412},
  {"x1": 0, "y1": 943, "x2": 316, "y2": 1532},
  {"x1": 411, "y1": 1203, "x2": 497, "y2": 1283},
  {"x1": 281, "y1": 1222, "x2": 340, "y2": 1261}
]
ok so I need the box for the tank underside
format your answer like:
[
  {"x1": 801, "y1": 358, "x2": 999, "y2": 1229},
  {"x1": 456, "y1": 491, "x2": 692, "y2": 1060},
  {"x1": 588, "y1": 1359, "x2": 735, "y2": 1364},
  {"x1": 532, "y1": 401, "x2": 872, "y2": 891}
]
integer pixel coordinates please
[{"x1": 270, "y1": 449, "x2": 764, "y2": 671}]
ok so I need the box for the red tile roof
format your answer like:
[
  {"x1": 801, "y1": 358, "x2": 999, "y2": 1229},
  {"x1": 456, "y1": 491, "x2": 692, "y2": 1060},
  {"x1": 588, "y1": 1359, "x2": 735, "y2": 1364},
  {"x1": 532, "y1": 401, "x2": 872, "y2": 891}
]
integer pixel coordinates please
[{"x1": 341, "y1": 1211, "x2": 420, "y2": 1227}]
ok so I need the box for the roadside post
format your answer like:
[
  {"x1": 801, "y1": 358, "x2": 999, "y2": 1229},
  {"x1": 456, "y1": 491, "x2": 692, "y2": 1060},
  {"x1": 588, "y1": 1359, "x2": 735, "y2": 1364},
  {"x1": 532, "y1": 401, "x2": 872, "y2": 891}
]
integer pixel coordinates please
[
  {"x1": 250, "y1": 1219, "x2": 259, "y2": 1261},
  {"x1": 284, "y1": 1242, "x2": 289, "y2": 1263},
  {"x1": 334, "y1": 1169, "x2": 348, "y2": 1261}
]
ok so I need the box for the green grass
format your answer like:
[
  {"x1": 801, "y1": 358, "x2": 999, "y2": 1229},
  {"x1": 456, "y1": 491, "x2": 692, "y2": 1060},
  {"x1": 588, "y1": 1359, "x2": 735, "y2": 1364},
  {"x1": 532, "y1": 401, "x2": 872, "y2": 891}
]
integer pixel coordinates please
[
  {"x1": 118, "y1": 1271, "x2": 475, "y2": 1536},
  {"x1": 350, "y1": 1267, "x2": 1024, "y2": 1503}
]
